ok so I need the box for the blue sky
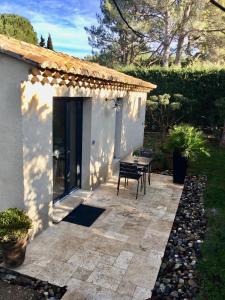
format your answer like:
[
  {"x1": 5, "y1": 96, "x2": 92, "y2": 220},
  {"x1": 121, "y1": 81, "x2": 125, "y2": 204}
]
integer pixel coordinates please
[{"x1": 1, "y1": 0, "x2": 100, "y2": 57}]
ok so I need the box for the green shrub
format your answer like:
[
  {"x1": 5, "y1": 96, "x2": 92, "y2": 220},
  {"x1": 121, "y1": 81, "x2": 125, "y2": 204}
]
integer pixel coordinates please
[
  {"x1": 146, "y1": 93, "x2": 192, "y2": 135},
  {"x1": 0, "y1": 208, "x2": 32, "y2": 242},
  {"x1": 165, "y1": 124, "x2": 210, "y2": 161},
  {"x1": 122, "y1": 66, "x2": 225, "y2": 128}
]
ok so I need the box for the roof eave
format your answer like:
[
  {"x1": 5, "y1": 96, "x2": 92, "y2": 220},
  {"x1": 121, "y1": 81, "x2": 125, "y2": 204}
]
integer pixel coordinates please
[{"x1": 0, "y1": 48, "x2": 39, "y2": 67}]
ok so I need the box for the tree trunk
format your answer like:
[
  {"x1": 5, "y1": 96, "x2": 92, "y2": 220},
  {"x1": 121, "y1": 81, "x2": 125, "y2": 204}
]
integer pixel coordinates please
[
  {"x1": 220, "y1": 121, "x2": 225, "y2": 147},
  {"x1": 175, "y1": 34, "x2": 185, "y2": 66},
  {"x1": 162, "y1": 10, "x2": 170, "y2": 68},
  {"x1": 174, "y1": 3, "x2": 192, "y2": 66}
]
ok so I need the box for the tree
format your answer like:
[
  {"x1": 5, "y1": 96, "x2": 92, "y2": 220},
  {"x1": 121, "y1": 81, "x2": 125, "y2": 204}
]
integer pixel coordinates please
[
  {"x1": 47, "y1": 34, "x2": 54, "y2": 50},
  {"x1": 0, "y1": 14, "x2": 37, "y2": 44},
  {"x1": 209, "y1": 0, "x2": 225, "y2": 146},
  {"x1": 185, "y1": 1, "x2": 225, "y2": 65},
  {"x1": 85, "y1": 0, "x2": 150, "y2": 67},
  {"x1": 146, "y1": 93, "x2": 192, "y2": 138},
  {"x1": 210, "y1": 0, "x2": 225, "y2": 12},
  {"x1": 86, "y1": 0, "x2": 225, "y2": 67},
  {"x1": 39, "y1": 35, "x2": 45, "y2": 47}
]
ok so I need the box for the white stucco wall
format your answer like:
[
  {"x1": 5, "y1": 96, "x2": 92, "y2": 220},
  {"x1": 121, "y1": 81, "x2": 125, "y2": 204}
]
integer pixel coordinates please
[
  {"x1": 21, "y1": 83, "x2": 147, "y2": 231},
  {"x1": 0, "y1": 54, "x2": 28, "y2": 212},
  {"x1": 90, "y1": 91, "x2": 147, "y2": 187},
  {"x1": 120, "y1": 94, "x2": 147, "y2": 158},
  {"x1": 0, "y1": 54, "x2": 149, "y2": 234}
]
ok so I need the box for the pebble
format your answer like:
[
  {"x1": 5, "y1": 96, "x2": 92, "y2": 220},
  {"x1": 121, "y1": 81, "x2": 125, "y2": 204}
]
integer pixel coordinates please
[
  {"x1": 151, "y1": 176, "x2": 207, "y2": 299},
  {"x1": 0, "y1": 266, "x2": 67, "y2": 299}
]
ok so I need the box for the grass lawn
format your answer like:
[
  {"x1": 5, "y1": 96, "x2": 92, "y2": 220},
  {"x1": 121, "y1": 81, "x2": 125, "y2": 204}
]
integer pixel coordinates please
[{"x1": 189, "y1": 141, "x2": 225, "y2": 300}]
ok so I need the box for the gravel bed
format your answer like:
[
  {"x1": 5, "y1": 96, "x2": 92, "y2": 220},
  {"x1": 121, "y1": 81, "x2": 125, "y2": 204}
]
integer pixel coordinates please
[
  {"x1": 0, "y1": 267, "x2": 67, "y2": 299},
  {"x1": 150, "y1": 175, "x2": 207, "y2": 300}
]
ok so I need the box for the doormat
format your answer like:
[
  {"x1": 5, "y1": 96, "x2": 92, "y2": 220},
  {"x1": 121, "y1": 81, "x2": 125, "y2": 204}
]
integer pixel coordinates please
[{"x1": 62, "y1": 204, "x2": 105, "y2": 227}]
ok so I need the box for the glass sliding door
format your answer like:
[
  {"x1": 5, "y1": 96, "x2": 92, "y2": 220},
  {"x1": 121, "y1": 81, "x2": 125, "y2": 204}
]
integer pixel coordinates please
[
  {"x1": 53, "y1": 100, "x2": 66, "y2": 201},
  {"x1": 53, "y1": 98, "x2": 83, "y2": 203}
]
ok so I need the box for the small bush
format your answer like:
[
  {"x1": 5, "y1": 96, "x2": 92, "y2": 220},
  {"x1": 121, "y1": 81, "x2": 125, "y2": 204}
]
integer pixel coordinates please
[
  {"x1": 0, "y1": 208, "x2": 32, "y2": 242},
  {"x1": 165, "y1": 124, "x2": 210, "y2": 161}
]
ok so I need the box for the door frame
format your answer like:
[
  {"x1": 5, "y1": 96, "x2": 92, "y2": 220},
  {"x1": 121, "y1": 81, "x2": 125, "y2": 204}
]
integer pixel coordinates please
[
  {"x1": 53, "y1": 97, "x2": 83, "y2": 203},
  {"x1": 114, "y1": 98, "x2": 123, "y2": 159}
]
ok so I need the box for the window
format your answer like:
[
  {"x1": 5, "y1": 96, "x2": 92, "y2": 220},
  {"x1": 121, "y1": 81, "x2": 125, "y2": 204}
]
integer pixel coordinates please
[{"x1": 137, "y1": 97, "x2": 142, "y2": 118}]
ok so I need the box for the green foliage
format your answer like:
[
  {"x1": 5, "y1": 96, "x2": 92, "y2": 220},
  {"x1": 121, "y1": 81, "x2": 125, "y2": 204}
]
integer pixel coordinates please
[
  {"x1": 165, "y1": 124, "x2": 210, "y2": 161},
  {"x1": 47, "y1": 34, "x2": 54, "y2": 50},
  {"x1": 0, "y1": 208, "x2": 32, "y2": 242},
  {"x1": 39, "y1": 35, "x2": 46, "y2": 47},
  {"x1": 0, "y1": 14, "x2": 37, "y2": 44},
  {"x1": 215, "y1": 97, "x2": 225, "y2": 124},
  {"x1": 189, "y1": 142, "x2": 225, "y2": 300},
  {"x1": 144, "y1": 132, "x2": 172, "y2": 170},
  {"x1": 146, "y1": 93, "x2": 191, "y2": 134},
  {"x1": 85, "y1": 0, "x2": 151, "y2": 66},
  {"x1": 122, "y1": 66, "x2": 225, "y2": 127},
  {"x1": 85, "y1": 1, "x2": 225, "y2": 67},
  {"x1": 85, "y1": 52, "x2": 119, "y2": 68}
]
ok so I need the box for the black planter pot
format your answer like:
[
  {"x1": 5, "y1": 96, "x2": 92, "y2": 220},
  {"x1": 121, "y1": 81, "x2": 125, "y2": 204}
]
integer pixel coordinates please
[{"x1": 173, "y1": 150, "x2": 188, "y2": 184}]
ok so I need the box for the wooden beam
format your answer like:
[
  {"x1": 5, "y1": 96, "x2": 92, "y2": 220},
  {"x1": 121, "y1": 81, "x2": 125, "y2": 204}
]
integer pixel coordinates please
[
  {"x1": 30, "y1": 76, "x2": 40, "y2": 84},
  {"x1": 41, "y1": 77, "x2": 50, "y2": 85},
  {"x1": 50, "y1": 78, "x2": 58, "y2": 86},
  {"x1": 30, "y1": 68, "x2": 41, "y2": 76},
  {"x1": 42, "y1": 69, "x2": 53, "y2": 77},
  {"x1": 52, "y1": 71, "x2": 62, "y2": 79}
]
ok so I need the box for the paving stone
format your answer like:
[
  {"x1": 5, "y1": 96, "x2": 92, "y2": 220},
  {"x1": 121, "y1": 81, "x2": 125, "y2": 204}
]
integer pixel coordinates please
[
  {"x1": 104, "y1": 231, "x2": 129, "y2": 242},
  {"x1": 38, "y1": 261, "x2": 75, "y2": 286},
  {"x1": 15, "y1": 174, "x2": 182, "y2": 300},
  {"x1": 64, "y1": 277, "x2": 99, "y2": 299},
  {"x1": 84, "y1": 235, "x2": 124, "y2": 257},
  {"x1": 97, "y1": 253, "x2": 116, "y2": 267},
  {"x1": 16, "y1": 263, "x2": 45, "y2": 278},
  {"x1": 87, "y1": 265, "x2": 126, "y2": 291},
  {"x1": 116, "y1": 280, "x2": 136, "y2": 297},
  {"x1": 67, "y1": 250, "x2": 102, "y2": 271},
  {"x1": 114, "y1": 251, "x2": 134, "y2": 270},
  {"x1": 72, "y1": 267, "x2": 92, "y2": 281},
  {"x1": 132, "y1": 286, "x2": 152, "y2": 299},
  {"x1": 124, "y1": 259, "x2": 158, "y2": 289}
]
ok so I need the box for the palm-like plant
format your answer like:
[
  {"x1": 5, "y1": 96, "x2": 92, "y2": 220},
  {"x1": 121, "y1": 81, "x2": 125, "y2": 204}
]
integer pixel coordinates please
[{"x1": 166, "y1": 124, "x2": 210, "y2": 161}]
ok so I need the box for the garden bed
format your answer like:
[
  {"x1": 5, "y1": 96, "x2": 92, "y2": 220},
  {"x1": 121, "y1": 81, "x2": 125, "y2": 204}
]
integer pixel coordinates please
[
  {"x1": 0, "y1": 266, "x2": 67, "y2": 299},
  {"x1": 150, "y1": 175, "x2": 207, "y2": 299}
]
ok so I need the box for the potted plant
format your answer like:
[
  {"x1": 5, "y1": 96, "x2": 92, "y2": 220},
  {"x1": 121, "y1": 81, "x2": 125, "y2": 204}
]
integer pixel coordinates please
[
  {"x1": 165, "y1": 124, "x2": 210, "y2": 184},
  {"x1": 0, "y1": 208, "x2": 32, "y2": 268}
]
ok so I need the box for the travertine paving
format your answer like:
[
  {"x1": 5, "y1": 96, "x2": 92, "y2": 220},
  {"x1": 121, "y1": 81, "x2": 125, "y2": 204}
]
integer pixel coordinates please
[{"x1": 17, "y1": 174, "x2": 183, "y2": 300}]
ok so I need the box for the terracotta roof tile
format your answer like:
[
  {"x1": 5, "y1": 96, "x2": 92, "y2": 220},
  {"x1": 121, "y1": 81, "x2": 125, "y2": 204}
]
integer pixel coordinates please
[{"x1": 0, "y1": 34, "x2": 156, "y2": 90}]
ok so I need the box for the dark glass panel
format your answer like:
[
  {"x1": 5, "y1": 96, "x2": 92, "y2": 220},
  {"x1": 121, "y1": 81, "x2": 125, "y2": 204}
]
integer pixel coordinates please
[{"x1": 53, "y1": 100, "x2": 66, "y2": 202}]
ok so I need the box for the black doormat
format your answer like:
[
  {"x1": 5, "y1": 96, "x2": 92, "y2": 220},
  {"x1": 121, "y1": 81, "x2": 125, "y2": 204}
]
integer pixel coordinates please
[{"x1": 62, "y1": 204, "x2": 105, "y2": 227}]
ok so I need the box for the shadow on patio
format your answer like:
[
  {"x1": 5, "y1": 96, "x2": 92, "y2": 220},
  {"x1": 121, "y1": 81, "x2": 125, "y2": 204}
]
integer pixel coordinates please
[{"x1": 16, "y1": 173, "x2": 183, "y2": 300}]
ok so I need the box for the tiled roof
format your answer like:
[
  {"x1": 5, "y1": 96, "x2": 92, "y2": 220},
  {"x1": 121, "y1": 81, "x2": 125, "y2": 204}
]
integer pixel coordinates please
[{"x1": 0, "y1": 34, "x2": 156, "y2": 91}]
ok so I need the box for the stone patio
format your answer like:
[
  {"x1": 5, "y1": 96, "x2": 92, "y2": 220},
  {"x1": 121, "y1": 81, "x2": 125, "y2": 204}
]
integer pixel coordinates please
[{"x1": 16, "y1": 174, "x2": 183, "y2": 300}]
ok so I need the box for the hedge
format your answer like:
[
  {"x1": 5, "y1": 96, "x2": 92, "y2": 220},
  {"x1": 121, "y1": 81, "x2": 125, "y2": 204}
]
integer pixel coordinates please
[{"x1": 122, "y1": 66, "x2": 225, "y2": 127}]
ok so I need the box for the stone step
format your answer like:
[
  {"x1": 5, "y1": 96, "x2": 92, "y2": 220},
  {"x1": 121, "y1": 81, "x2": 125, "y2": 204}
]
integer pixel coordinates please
[{"x1": 51, "y1": 190, "x2": 93, "y2": 224}]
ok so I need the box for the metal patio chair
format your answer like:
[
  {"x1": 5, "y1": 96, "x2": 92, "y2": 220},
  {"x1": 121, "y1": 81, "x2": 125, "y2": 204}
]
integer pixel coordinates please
[
  {"x1": 139, "y1": 148, "x2": 153, "y2": 185},
  {"x1": 117, "y1": 162, "x2": 145, "y2": 199}
]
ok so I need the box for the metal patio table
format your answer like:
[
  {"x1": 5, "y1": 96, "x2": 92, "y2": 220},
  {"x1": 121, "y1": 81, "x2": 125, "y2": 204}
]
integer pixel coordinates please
[{"x1": 120, "y1": 155, "x2": 153, "y2": 194}]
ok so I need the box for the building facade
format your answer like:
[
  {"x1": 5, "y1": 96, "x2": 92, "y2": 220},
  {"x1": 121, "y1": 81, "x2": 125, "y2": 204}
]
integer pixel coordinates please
[{"x1": 0, "y1": 35, "x2": 156, "y2": 234}]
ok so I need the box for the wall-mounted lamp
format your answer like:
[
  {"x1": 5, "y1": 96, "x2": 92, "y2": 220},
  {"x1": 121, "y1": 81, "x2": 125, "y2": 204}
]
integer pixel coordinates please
[{"x1": 105, "y1": 98, "x2": 121, "y2": 110}]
